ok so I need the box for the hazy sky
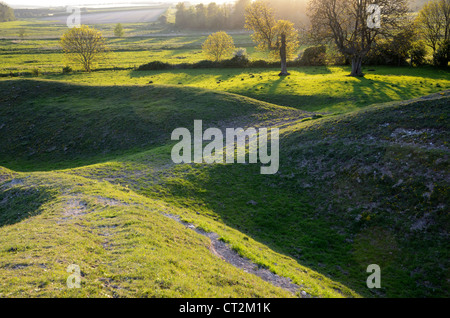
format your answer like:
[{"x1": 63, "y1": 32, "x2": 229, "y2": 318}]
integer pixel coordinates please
[{"x1": 5, "y1": 0, "x2": 232, "y2": 8}]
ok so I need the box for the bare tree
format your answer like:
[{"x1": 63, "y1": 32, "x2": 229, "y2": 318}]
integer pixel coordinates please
[
  {"x1": 308, "y1": 0, "x2": 409, "y2": 77},
  {"x1": 272, "y1": 20, "x2": 300, "y2": 76}
]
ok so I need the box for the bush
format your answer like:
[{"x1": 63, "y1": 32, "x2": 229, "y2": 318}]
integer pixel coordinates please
[
  {"x1": 409, "y1": 42, "x2": 427, "y2": 66},
  {"x1": 137, "y1": 61, "x2": 172, "y2": 71},
  {"x1": 298, "y1": 46, "x2": 327, "y2": 66},
  {"x1": 433, "y1": 41, "x2": 450, "y2": 67},
  {"x1": 62, "y1": 66, "x2": 73, "y2": 74},
  {"x1": 192, "y1": 60, "x2": 219, "y2": 69},
  {"x1": 248, "y1": 59, "x2": 270, "y2": 68},
  {"x1": 221, "y1": 55, "x2": 250, "y2": 68},
  {"x1": 327, "y1": 47, "x2": 348, "y2": 66},
  {"x1": 114, "y1": 23, "x2": 124, "y2": 37},
  {"x1": 365, "y1": 29, "x2": 415, "y2": 66},
  {"x1": 31, "y1": 68, "x2": 40, "y2": 77},
  {"x1": 233, "y1": 48, "x2": 248, "y2": 59},
  {"x1": 364, "y1": 41, "x2": 411, "y2": 66},
  {"x1": 137, "y1": 57, "x2": 282, "y2": 71}
]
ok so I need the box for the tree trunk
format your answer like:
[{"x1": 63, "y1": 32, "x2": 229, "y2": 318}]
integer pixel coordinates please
[
  {"x1": 350, "y1": 56, "x2": 364, "y2": 77},
  {"x1": 279, "y1": 33, "x2": 290, "y2": 76}
]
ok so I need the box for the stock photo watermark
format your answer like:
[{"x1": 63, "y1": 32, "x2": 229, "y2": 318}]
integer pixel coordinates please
[
  {"x1": 171, "y1": 120, "x2": 280, "y2": 175},
  {"x1": 367, "y1": 264, "x2": 381, "y2": 289},
  {"x1": 66, "y1": 264, "x2": 81, "y2": 289},
  {"x1": 367, "y1": 4, "x2": 381, "y2": 29},
  {"x1": 66, "y1": 6, "x2": 81, "y2": 28}
]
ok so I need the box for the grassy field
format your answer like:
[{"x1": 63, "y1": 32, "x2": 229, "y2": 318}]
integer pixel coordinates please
[{"x1": 0, "y1": 18, "x2": 449, "y2": 298}]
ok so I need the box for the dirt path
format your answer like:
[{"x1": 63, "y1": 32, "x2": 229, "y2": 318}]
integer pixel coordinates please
[{"x1": 164, "y1": 213, "x2": 310, "y2": 298}]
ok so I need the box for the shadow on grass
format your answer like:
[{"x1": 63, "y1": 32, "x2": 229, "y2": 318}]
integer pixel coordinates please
[
  {"x1": 0, "y1": 185, "x2": 54, "y2": 227},
  {"x1": 0, "y1": 79, "x2": 298, "y2": 172},
  {"x1": 145, "y1": 162, "x2": 372, "y2": 297}
]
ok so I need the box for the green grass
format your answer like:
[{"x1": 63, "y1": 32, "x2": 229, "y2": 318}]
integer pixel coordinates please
[
  {"x1": 0, "y1": 79, "x2": 304, "y2": 171},
  {"x1": 0, "y1": 23, "x2": 449, "y2": 298},
  {"x1": 0, "y1": 171, "x2": 299, "y2": 298},
  {"x1": 28, "y1": 66, "x2": 450, "y2": 113},
  {"x1": 0, "y1": 77, "x2": 448, "y2": 298},
  {"x1": 64, "y1": 94, "x2": 449, "y2": 298}
]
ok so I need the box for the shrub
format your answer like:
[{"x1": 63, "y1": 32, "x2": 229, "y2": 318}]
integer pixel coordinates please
[
  {"x1": 364, "y1": 41, "x2": 411, "y2": 66},
  {"x1": 409, "y1": 42, "x2": 428, "y2": 66},
  {"x1": 114, "y1": 23, "x2": 124, "y2": 37},
  {"x1": 221, "y1": 55, "x2": 250, "y2": 68},
  {"x1": 248, "y1": 59, "x2": 270, "y2": 68},
  {"x1": 31, "y1": 68, "x2": 40, "y2": 77},
  {"x1": 364, "y1": 29, "x2": 415, "y2": 66},
  {"x1": 326, "y1": 46, "x2": 348, "y2": 65},
  {"x1": 192, "y1": 60, "x2": 219, "y2": 69},
  {"x1": 62, "y1": 66, "x2": 73, "y2": 74},
  {"x1": 433, "y1": 41, "x2": 450, "y2": 67},
  {"x1": 298, "y1": 46, "x2": 327, "y2": 66},
  {"x1": 137, "y1": 61, "x2": 172, "y2": 71}
]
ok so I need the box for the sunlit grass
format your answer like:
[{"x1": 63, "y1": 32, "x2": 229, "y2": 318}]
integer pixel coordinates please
[{"x1": 29, "y1": 66, "x2": 450, "y2": 113}]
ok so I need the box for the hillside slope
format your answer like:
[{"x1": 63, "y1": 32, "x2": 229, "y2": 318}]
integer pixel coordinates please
[
  {"x1": 62, "y1": 92, "x2": 449, "y2": 297},
  {"x1": 0, "y1": 79, "x2": 308, "y2": 171},
  {"x1": 0, "y1": 80, "x2": 448, "y2": 298}
]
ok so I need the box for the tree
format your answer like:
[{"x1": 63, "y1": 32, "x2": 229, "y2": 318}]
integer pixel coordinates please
[
  {"x1": 308, "y1": 0, "x2": 409, "y2": 77},
  {"x1": 207, "y1": 3, "x2": 220, "y2": 29},
  {"x1": 195, "y1": 4, "x2": 207, "y2": 29},
  {"x1": 175, "y1": 2, "x2": 188, "y2": 28},
  {"x1": 0, "y1": 2, "x2": 15, "y2": 22},
  {"x1": 158, "y1": 14, "x2": 168, "y2": 25},
  {"x1": 245, "y1": 3, "x2": 299, "y2": 75},
  {"x1": 434, "y1": 40, "x2": 450, "y2": 66},
  {"x1": 18, "y1": 28, "x2": 26, "y2": 39},
  {"x1": 114, "y1": 23, "x2": 124, "y2": 37},
  {"x1": 60, "y1": 25, "x2": 108, "y2": 72},
  {"x1": 233, "y1": 0, "x2": 251, "y2": 28},
  {"x1": 415, "y1": 0, "x2": 450, "y2": 54},
  {"x1": 245, "y1": 1, "x2": 277, "y2": 50},
  {"x1": 202, "y1": 31, "x2": 236, "y2": 62},
  {"x1": 272, "y1": 20, "x2": 300, "y2": 76}
]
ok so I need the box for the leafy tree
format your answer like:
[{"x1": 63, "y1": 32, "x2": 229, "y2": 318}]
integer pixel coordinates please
[
  {"x1": 202, "y1": 31, "x2": 236, "y2": 62},
  {"x1": 232, "y1": 0, "x2": 251, "y2": 28},
  {"x1": 308, "y1": 0, "x2": 409, "y2": 77},
  {"x1": 207, "y1": 3, "x2": 220, "y2": 29},
  {"x1": 60, "y1": 25, "x2": 108, "y2": 72},
  {"x1": 415, "y1": 0, "x2": 450, "y2": 54},
  {"x1": 195, "y1": 4, "x2": 207, "y2": 29},
  {"x1": 158, "y1": 14, "x2": 168, "y2": 25},
  {"x1": 114, "y1": 23, "x2": 124, "y2": 37},
  {"x1": 434, "y1": 40, "x2": 450, "y2": 67},
  {"x1": 174, "y1": 1, "x2": 251, "y2": 30},
  {"x1": 245, "y1": 2, "x2": 299, "y2": 75},
  {"x1": 175, "y1": 2, "x2": 188, "y2": 28},
  {"x1": 245, "y1": 1, "x2": 277, "y2": 50},
  {"x1": 409, "y1": 41, "x2": 428, "y2": 66},
  {"x1": 0, "y1": 2, "x2": 15, "y2": 22}
]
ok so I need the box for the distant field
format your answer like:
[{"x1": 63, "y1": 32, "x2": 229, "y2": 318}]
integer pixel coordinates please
[{"x1": 40, "y1": 8, "x2": 167, "y2": 24}]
